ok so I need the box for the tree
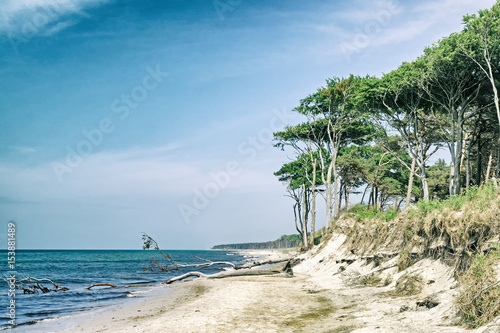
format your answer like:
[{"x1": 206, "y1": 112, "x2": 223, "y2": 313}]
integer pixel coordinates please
[
  {"x1": 420, "y1": 33, "x2": 486, "y2": 195},
  {"x1": 290, "y1": 76, "x2": 377, "y2": 226},
  {"x1": 462, "y1": 2, "x2": 500, "y2": 133},
  {"x1": 274, "y1": 154, "x2": 322, "y2": 249},
  {"x1": 363, "y1": 65, "x2": 443, "y2": 202},
  {"x1": 336, "y1": 145, "x2": 368, "y2": 210},
  {"x1": 426, "y1": 159, "x2": 451, "y2": 200}
]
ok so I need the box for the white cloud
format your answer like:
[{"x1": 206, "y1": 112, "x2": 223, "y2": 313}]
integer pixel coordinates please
[{"x1": 0, "y1": 0, "x2": 108, "y2": 38}]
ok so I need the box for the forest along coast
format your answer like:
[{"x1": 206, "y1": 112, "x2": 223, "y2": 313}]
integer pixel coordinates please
[{"x1": 73, "y1": 185, "x2": 500, "y2": 333}]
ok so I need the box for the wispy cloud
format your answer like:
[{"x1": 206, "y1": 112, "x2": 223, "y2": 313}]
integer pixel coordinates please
[
  {"x1": 0, "y1": 0, "x2": 108, "y2": 38},
  {"x1": 308, "y1": 0, "x2": 496, "y2": 63},
  {"x1": 8, "y1": 146, "x2": 36, "y2": 154},
  {"x1": 0, "y1": 143, "x2": 280, "y2": 210}
]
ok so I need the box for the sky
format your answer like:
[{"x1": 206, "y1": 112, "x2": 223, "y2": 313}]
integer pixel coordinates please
[{"x1": 0, "y1": 0, "x2": 496, "y2": 250}]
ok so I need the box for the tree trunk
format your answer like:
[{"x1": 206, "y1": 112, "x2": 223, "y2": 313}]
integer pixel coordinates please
[
  {"x1": 337, "y1": 184, "x2": 343, "y2": 215},
  {"x1": 476, "y1": 132, "x2": 482, "y2": 185},
  {"x1": 361, "y1": 184, "x2": 369, "y2": 204},
  {"x1": 309, "y1": 161, "x2": 317, "y2": 248},
  {"x1": 333, "y1": 167, "x2": 340, "y2": 220},
  {"x1": 301, "y1": 184, "x2": 308, "y2": 248},
  {"x1": 449, "y1": 112, "x2": 460, "y2": 196},
  {"x1": 452, "y1": 123, "x2": 463, "y2": 196},
  {"x1": 466, "y1": 147, "x2": 471, "y2": 191},
  {"x1": 345, "y1": 185, "x2": 351, "y2": 209},
  {"x1": 368, "y1": 185, "x2": 374, "y2": 207},
  {"x1": 164, "y1": 266, "x2": 288, "y2": 284},
  {"x1": 406, "y1": 157, "x2": 416, "y2": 208},
  {"x1": 419, "y1": 157, "x2": 429, "y2": 202},
  {"x1": 325, "y1": 158, "x2": 334, "y2": 228},
  {"x1": 293, "y1": 203, "x2": 303, "y2": 241},
  {"x1": 486, "y1": 151, "x2": 493, "y2": 183},
  {"x1": 496, "y1": 145, "x2": 500, "y2": 178}
]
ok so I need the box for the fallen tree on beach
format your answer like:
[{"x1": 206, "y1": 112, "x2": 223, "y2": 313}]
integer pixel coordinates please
[
  {"x1": 164, "y1": 260, "x2": 295, "y2": 284},
  {"x1": 142, "y1": 233, "x2": 299, "y2": 284},
  {"x1": 142, "y1": 233, "x2": 296, "y2": 268}
]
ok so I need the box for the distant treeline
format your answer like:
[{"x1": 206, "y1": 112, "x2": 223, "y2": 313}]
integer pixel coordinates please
[{"x1": 212, "y1": 234, "x2": 301, "y2": 250}]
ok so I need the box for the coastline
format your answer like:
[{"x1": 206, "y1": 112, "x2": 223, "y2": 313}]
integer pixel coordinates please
[
  {"x1": 3, "y1": 249, "x2": 261, "y2": 333},
  {"x1": 68, "y1": 241, "x2": 500, "y2": 333}
]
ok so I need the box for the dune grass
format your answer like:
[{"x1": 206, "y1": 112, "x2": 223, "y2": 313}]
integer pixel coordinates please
[
  {"x1": 456, "y1": 246, "x2": 500, "y2": 328},
  {"x1": 338, "y1": 184, "x2": 500, "y2": 271}
]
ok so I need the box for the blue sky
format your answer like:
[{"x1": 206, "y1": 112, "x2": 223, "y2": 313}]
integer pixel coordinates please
[{"x1": 0, "y1": 0, "x2": 496, "y2": 249}]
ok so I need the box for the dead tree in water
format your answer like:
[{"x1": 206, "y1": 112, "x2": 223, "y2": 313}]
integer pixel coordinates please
[{"x1": 2, "y1": 274, "x2": 69, "y2": 294}]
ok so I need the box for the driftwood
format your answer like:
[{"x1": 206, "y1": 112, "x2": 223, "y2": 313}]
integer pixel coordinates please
[
  {"x1": 143, "y1": 251, "x2": 294, "y2": 273},
  {"x1": 237, "y1": 258, "x2": 296, "y2": 269},
  {"x1": 2, "y1": 275, "x2": 69, "y2": 293},
  {"x1": 143, "y1": 233, "x2": 298, "y2": 273},
  {"x1": 142, "y1": 234, "x2": 299, "y2": 285},
  {"x1": 85, "y1": 283, "x2": 117, "y2": 290},
  {"x1": 164, "y1": 260, "x2": 294, "y2": 284}
]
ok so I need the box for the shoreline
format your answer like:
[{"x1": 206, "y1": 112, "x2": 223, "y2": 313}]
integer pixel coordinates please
[
  {"x1": 6, "y1": 249, "x2": 272, "y2": 333},
  {"x1": 67, "y1": 249, "x2": 296, "y2": 332},
  {"x1": 68, "y1": 241, "x2": 500, "y2": 333},
  {"x1": 7, "y1": 284, "x2": 173, "y2": 333}
]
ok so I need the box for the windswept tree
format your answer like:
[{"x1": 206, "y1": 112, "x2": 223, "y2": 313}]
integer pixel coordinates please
[
  {"x1": 462, "y1": 2, "x2": 500, "y2": 132},
  {"x1": 367, "y1": 62, "x2": 445, "y2": 202},
  {"x1": 275, "y1": 76, "x2": 377, "y2": 227},
  {"x1": 274, "y1": 154, "x2": 322, "y2": 249},
  {"x1": 461, "y1": 3, "x2": 500, "y2": 181},
  {"x1": 336, "y1": 145, "x2": 368, "y2": 211},
  {"x1": 420, "y1": 33, "x2": 487, "y2": 195}
]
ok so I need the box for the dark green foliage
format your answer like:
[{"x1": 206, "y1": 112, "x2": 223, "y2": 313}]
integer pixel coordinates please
[{"x1": 426, "y1": 159, "x2": 450, "y2": 200}]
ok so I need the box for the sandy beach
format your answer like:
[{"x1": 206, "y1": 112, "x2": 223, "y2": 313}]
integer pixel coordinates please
[{"x1": 68, "y1": 241, "x2": 500, "y2": 333}]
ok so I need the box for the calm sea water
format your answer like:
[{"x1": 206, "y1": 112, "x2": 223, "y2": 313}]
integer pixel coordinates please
[{"x1": 0, "y1": 250, "x2": 248, "y2": 332}]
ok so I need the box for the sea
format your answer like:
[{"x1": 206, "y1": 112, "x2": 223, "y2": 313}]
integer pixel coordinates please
[{"x1": 0, "y1": 249, "x2": 249, "y2": 332}]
